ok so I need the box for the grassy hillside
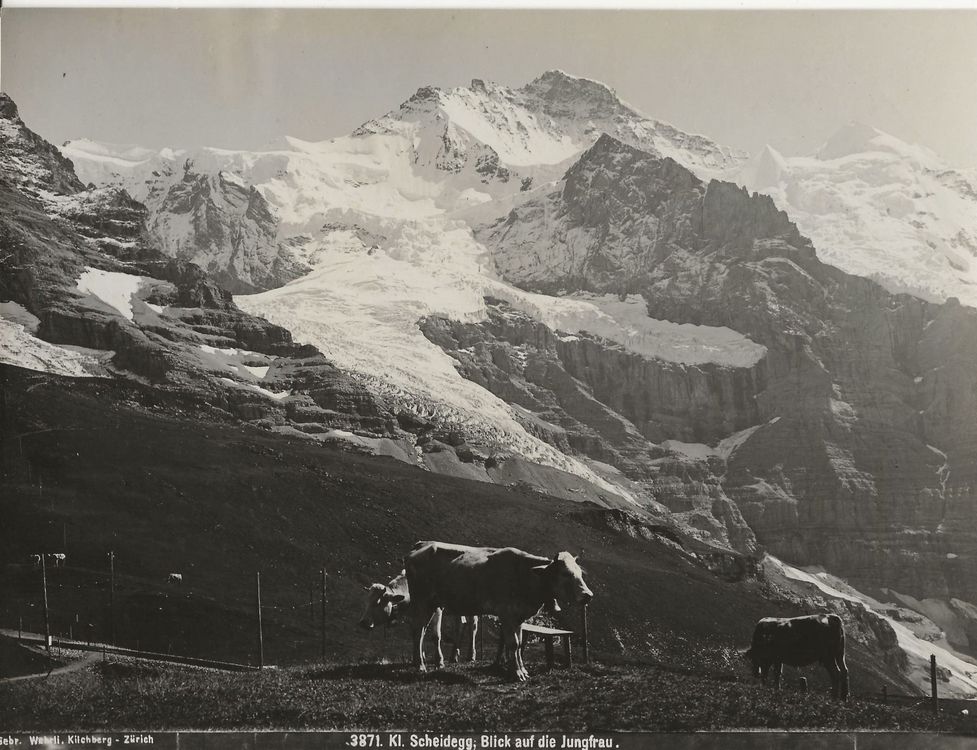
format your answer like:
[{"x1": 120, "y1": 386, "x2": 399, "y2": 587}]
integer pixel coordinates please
[
  {"x1": 0, "y1": 365, "x2": 915, "y2": 706},
  {"x1": 1, "y1": 657, "x2": 970, "y2": 732}
]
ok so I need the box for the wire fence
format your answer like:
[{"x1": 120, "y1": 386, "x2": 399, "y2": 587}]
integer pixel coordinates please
[
  {"x1": 2, "y1": 556, "x2": 592, "y2": 675},
  {"x1": 1, "y1": 557, "x2": 343, "y2": 667}
]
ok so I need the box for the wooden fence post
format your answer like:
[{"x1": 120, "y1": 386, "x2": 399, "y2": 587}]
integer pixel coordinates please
[
  {"x1": 41, "y1": 554, "x2": 51, "y2": 653},
  {"x1": 256, "y1": 572, "x2": 264, "y2": 670},
  {"x1": 581, "y1": 603, "x2": 590, "y2": 664},
  {"x1": 108, "y1": 551, "x2": 116, "y2": 645},
  {"x1": 931, "y1": 654, "x2": 939, "y2": 714},
  {"x1": 320, "y1": 568, "x2": 327, "y2": 661}
]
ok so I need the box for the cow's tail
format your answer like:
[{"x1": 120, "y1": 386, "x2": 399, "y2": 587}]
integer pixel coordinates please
[{"x1": 404, "y1": 542, "x2": 427, "y2": 576}]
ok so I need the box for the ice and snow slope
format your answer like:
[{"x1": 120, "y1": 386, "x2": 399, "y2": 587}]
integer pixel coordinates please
[
  {"x1": 734, "y1": 123, "x2": 977, "y2": 308},
  {"x1": 64, "y1": 76, "x2": 976, "y2": 311}
]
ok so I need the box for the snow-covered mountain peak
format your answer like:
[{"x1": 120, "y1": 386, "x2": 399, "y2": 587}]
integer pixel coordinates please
[
  {"x1": 737, "y1": 144, "x2": 788, "y2": 191},
  {"x1": 354, "y1": 78, "x2": 579, "y2": 170},
  {"x1": 815, "y1": 121, "x2": 941, "y2": 167},
  {"x1": 816, "y1": 121, "x2": 885, "y2": 160},
  {"x1": 351, "y1": 72, "x2": 746, "y2": 179},
  {"x1": 732, "y1": 122, "x2": 977, "y2": 307},
  {"x1": 519, "y1": 69, "x2": 636, "y2": 121}
]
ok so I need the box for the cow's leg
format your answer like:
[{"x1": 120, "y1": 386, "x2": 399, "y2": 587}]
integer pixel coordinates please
[
  {"x1": 445, "y1": 616, "x2": 460, "y2": 664},
  {"x1": 430, "y1": 609, "x2": 445, "y2": 669},
  {"x1": 411, "y1": 613, "x2": 430, "y2": 673},
  {"x1": 825, "y1": 656, "x2": 849, "y2": 701},
  {"x1": 452, "y1": 618, "x2": 462, "y2": 664},
  {"x1": 501, "y1": 622, "x2": 526, "y2": 682},
  {"x1": 771, "y1": 663, "x2": 783, "y2": 691},
  {"x1": 492, "y1": 620, "x2": 507, "y2": 669},
  {"x1": 511, "y1": 623, "x2": 530, "y2": 682},
  {"x1": 822, "y1": 659, "x2": 841, "y2": 698},
  {"x1": 467, "y1": 616, "x2": 478, "y2": 663},
  {"x1": 837, "y1": 656, "x2": 850, "y2": 701}
]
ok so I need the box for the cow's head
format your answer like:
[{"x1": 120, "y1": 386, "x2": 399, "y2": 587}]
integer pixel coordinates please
[
  {"x1": 740, "y1": 647, "x2": 762, "y2": 678},
  {"x1": 539, "y1": 551, "x2": 593, "y2": 608},
  {"x1": 358, "y1": 583, "x2": 407, "y2": 630}
]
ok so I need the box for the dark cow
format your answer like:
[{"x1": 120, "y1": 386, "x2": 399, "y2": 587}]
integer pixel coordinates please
[
  {"x1": 743, "y1": 614, "x2": 849, "y2": 700},
  {"x1": 358, "y1": 570, "x2": 483, "y2": 665},
  {"x1": 405, "y1": 541, "x2": 593, "y2": 681}
]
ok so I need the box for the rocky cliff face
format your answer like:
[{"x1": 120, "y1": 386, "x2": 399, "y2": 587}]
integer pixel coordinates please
[
  {"x1": 420, "y1": 299, "x2": 760, "y2": 554},
  {"x1": 57, "y1": 143, "x2": 311, "y2": 294},
  {"x1": 143, "y1": 165, "x2": 308, "y2": 293},
  {"x1": 0, "y1": 92, "x2": 393, "y2": 437},
  {"x1": 481, "y1": 133, "x2": 977, "y2": 611},
  {"x1": 0, "y1": 94, "x2": 85, "y2": 196}
]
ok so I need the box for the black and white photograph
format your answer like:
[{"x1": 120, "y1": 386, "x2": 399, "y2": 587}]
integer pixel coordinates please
[{"x1": 1, "y1": 4, "x2": 977, "y2": 745}]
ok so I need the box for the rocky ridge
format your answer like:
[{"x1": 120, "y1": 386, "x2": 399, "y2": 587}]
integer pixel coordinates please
[{"x1": 480, "y1": 133, "x2": 977, "y2": 611}]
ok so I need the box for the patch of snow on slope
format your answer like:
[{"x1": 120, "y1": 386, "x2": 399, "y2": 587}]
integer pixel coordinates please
[
  {"x1": 769, "y1": 555, "x2": 977, "y2": 697},
  {"x1": 76, "y1": 268, "x2": 153, "y2": 321},
  {"x1": 0, "y1": 317, "x2": 112, "y2": 377},
  {"x1": 218, "y1": 377, "x2": 290, "y2": 400},
  {"x1": 660, "y1": 421, "x2": 769, "y2": 463},
  {"x1": 500, "y1": 292, "x2": 766, "y2": 367},
  {"x1": 196, "y1": 345, "x2": 272, "y2": 381},
  {"x1": 660, "y1": 440, "x2": 715, "y2": 461}
]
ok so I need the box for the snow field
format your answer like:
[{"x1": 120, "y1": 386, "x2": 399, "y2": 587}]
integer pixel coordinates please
[{"x1": 75, "y1": 268, "x2": 157, "y2": 321}]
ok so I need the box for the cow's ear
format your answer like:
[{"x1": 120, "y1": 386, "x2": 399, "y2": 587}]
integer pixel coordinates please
[{"x1": 362, "y1": 585, "x2": 372, "y2": 592}]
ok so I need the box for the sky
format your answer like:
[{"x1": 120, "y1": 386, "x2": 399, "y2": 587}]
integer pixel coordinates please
[{"x1": 3, "y1": 8, "x2": 977, "y2": 167}]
